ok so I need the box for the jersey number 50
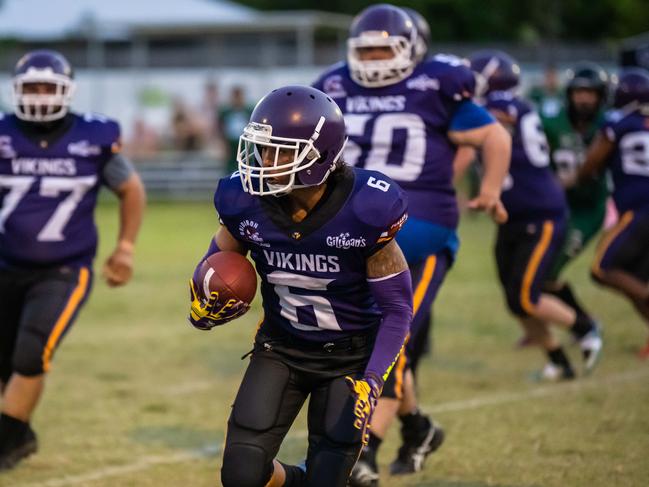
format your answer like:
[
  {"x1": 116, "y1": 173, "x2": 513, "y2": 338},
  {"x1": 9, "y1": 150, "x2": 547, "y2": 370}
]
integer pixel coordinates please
[{"x1": 344, "y1": 113, "x2": 426, "y2": 181}]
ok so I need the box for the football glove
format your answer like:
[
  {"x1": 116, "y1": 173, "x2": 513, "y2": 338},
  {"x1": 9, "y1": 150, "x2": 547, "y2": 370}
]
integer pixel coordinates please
[
  {"x1": 188, "y1": 278, "x2": 249, "y2": 330},
  {"x1": 345, "y1": 375, "x2": 381, "y2": 445}
]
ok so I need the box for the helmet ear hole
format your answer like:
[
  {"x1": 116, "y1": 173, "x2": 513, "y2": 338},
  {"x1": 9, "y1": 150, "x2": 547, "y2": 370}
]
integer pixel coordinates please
[{"x1": 316, "y1": 150, "x2": 328, "y2": 163}]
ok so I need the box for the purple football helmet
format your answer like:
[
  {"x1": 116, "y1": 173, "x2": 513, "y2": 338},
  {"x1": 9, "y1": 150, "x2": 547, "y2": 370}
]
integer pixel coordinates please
[
  {"x1": 469, "y1": 50, "x2": 521, "y2": 96},
  {"x1": 347, "y1": 4, "x2": 417, "y2": 88},
  {"x1": 13, "y1": 49, "x2": 75, "y2": 122},
  {"x1": 402, "y1": 7, "x2": 430, "y2": 63},
  {"x1": 237, "y1": 86, "x2": 347, "y2": 196},
  {"x1": 613, "y1": 68, "x2": 649, "y2": 109}
]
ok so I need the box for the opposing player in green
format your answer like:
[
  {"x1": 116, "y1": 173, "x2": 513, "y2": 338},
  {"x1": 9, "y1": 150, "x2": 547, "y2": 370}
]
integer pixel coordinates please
[{"x1": 540, "y1": 62, "x2": 609, "y2": 332}]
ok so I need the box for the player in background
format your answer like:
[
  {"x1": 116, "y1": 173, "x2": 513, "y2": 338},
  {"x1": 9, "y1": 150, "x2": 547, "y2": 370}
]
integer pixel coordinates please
[
  {"x1": 578, "y1": 68, "x2": 649, "y2": 359},
  {"x1": 188, "y1": 85, "x2": 413, "y2": 487},
  {"x1": 541, "y1": 63, "x2": 609, "y2": 339},
  {"x1": 0, "y1": 50, "x2": 145, "y2": 470},
  {"x1": 468, "y1": 51, "x2": 603, "y2": 380},
  {"x1": 313, "y1": 5, "x2": 511, "y2": 484}
]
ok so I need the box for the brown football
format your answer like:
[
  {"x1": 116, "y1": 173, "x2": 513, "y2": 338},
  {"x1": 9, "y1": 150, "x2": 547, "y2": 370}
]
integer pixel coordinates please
[{"x1": 197, "y1": 251, "x2": 257, "y2": 305}]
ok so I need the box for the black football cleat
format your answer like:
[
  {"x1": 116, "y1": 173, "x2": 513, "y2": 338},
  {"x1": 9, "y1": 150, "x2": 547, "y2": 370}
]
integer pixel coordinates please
[
  {"x1": 389, "y1": 415, "x2": 445, "y2": 475},
  {"x1": 348, "y1": 447, "x2": 379, "y2": 487},
  {"x1": 0, "y1": 426, "x2": 38, "y2": 472}
]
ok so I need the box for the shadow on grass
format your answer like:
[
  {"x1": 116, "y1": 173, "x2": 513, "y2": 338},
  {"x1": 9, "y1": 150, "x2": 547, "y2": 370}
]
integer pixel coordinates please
[{"x1": 130, "y1": 425, "x2": 223, "y2": 456}]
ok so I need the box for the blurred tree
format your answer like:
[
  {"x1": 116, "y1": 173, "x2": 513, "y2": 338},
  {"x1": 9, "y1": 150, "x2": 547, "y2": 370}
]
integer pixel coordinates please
[{"x1": 235, "y1": 0, "x2": 649, "y2": 41}]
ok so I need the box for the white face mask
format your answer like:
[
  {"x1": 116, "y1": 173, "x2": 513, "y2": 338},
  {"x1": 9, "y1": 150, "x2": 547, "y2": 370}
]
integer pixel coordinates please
[
  {"x1": 237, "y1": 117, "x2": 328, "y2": 196},
  {"x1": 13, "y1": 68, "x2": 75, "y2": 122},
  {"x1": 347, "y1": 31, "x2": 416, "y2": 88}
]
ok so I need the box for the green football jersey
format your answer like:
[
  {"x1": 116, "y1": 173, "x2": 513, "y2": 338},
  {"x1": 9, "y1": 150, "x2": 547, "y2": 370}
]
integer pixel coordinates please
[{"x1": 542, "y1": 107, "x2": 608, "y2": 210}]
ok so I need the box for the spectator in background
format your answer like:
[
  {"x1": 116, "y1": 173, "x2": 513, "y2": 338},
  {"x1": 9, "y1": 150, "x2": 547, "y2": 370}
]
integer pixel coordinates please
[
  {"x1": 124, "y1": 118, "x2": 161, "y2": 161},
  {"x1": 528, "y1": 63, "x2": 563, "y2": 118},
  {"x1": 218, "y1": 85, "x2": 252, "y2": 173},
  {"x1": 198, "y1": 80, "x2": 225, "y2": 161},
  {"x1": 170, "y1": 97, "x2": 203, "y2": 152}
]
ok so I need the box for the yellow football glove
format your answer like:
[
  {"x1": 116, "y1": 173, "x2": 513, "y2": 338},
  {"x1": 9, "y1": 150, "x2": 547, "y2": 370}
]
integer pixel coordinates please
[
  {"x1": 188, "y1": 278, "x2": 249, "y2": 330},
  {"x1": 345, "y1": 375, "x2": 381, "y2": 445}
]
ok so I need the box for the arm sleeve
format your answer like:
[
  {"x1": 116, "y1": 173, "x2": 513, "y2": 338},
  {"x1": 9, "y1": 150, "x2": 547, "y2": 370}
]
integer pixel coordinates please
[
  {"x1": 102, "y1": 153, "x2": 135, "y2": 191},
  {"x1": 192, "y1": 238, "x2": 221, "y2": 287},
  {"x1": 364, "y1": 270, "x2": 413, "y2": 385}
]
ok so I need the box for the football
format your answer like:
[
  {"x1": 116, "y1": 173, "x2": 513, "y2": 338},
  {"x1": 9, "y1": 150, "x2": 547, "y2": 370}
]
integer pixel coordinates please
[{"x1": 198, "y1": 251, "x2": 257, "y2": 306}]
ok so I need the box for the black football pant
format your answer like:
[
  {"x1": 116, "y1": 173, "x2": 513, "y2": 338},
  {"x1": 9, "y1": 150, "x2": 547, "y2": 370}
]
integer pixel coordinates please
[
  {"x1": 0, "y1": 265, "x2": 92, "y2": 383},
  {"x1": 221, "y1": 324, "x2": 373, "y2": 487}
]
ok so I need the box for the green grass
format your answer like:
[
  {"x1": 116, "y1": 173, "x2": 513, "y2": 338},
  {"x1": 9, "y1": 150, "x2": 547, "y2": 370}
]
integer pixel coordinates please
[{"x1": 2, "y1": 202, "x2": 648, "y2": 487}]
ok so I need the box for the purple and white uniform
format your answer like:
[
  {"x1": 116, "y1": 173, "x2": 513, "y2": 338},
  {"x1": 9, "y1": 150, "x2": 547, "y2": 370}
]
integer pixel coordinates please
[
  {"x1": 214, "y1": 166, "x2": 408, "y2": 342},
  {"x1": 484, "y1": 91, "x2": 566, "y2": 222},
  {"x1": 592, "y1": 109, "x2": 649, "y2": 279},
  {"x1": 314, "y1": 55, "x2": 476, "y2": 230},
  {"x1": 0, "y1": 113, "x2": 121, "y2": 269},
  {"x1": 482, "y1": 92, "x2": 567, "y2": 317},
  {"x1": 601, "y1": 110, "x2": 649, "y2": 214}
]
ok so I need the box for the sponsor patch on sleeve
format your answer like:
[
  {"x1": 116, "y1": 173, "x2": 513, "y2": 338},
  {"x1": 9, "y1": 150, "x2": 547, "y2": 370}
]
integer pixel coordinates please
[{"x1": 377, "y1": 212, "x2": 408, "y2": 243}]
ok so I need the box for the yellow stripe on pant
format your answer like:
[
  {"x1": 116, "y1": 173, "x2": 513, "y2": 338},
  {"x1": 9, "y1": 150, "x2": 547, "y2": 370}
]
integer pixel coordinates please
[
  {"x1": 520, "y1": 221, "x2": 554, "y2": 315},
  {"x1": 391, "y1": 254, "x2": 438, "y2": 398},
  {"x1": 413, "y1": 255, "x2": 437, "y2": 315},
  {"x1": 42, "y1": 267, "x2": 90, "y2": 372},
  {"x1": 591, "y1": 211, "x2": 634, "y2": 279}
]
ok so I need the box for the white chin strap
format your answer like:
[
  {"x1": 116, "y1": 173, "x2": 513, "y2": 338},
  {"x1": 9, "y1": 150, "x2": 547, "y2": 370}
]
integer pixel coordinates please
[
  {"x1": 347, "y1": 32, "x2": 415, "y2": 88},
  {"x1": 13, "y1": 71, "x2": 75, "y2": 122}
]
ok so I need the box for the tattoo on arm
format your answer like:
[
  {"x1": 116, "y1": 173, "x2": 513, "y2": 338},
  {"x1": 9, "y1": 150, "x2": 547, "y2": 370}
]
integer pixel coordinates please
[{"x1": 366, "y1": 240, "x2": 409, "y2": 279}]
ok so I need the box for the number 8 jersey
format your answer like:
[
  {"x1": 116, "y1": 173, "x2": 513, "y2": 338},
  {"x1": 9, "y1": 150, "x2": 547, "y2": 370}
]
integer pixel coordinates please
[
  {"x1": 0, "y1": 113, "x2": 121, "y2": 269},
  {"x1": 214, "y1": 166, "x2": 408, "y2": 342},
  {"x1": 313, "y1": 55, "x2": 476, "y2": 229}
]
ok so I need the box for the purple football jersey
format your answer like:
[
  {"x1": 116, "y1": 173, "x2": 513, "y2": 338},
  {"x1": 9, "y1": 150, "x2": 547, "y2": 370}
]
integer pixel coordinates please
[
  {"x1": 0, "y1": 113, "x2": 120, "y2": 268},
  {"x1": 214, "y1": 166, "x2": 408, "y2": 342},
  {"x1": 484, "y1": 92, "x2": 566, "y2": 221},
  {"x1": 602, "y1": 110, "x2": 649, "y2": 213},
  {"x1": 313, "y1": 55, "x2": 475, "y2": 229}
]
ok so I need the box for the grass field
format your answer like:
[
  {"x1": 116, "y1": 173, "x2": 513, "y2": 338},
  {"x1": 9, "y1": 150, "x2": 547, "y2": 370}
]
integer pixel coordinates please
[{"x1": 2, "y1": 200, "x2": 648, "y2": 487}]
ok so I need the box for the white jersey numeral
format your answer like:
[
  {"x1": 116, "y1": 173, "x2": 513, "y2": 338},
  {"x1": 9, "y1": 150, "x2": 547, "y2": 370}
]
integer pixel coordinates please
[
  {"x1": 520, "y1": 111, "x2": 550, "y2": 168},
  {"x1": 344, "y1": 112, "x2": 427, "y2": 181},
  {"x1": 0, "y1": 175, "x2": 97, "y2": 241},
  {"x1": 0, "y1": 175, "x2": 33, "y2": 232},
  {"x1": 367, "y1": 176, "x2": 390, "y2": 192},
  {"x1": 620, "y1": 132, "x2": 649, "y2": 177},
  {"x1": 37, "y1": 176, "x2": 97, "y2": 241},
  {"x1": 267, "y1": 271, "x2": 341, "y2": 332}
]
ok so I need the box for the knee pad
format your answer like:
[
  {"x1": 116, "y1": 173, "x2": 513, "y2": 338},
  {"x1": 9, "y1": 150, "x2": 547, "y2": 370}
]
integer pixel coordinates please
[
  {"x1": 12, "y1": 334, "x2": 46, "y2": 376},
  {"x1": 221, "y1": 443, "x2": 272, "y2": 487}
]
